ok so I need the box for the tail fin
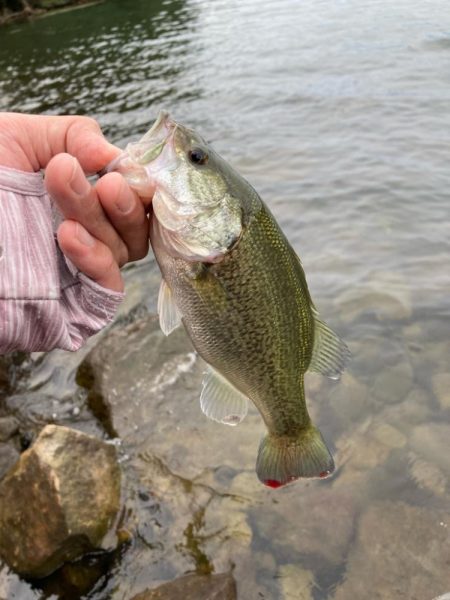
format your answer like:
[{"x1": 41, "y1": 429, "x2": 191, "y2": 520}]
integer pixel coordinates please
[{"x1": 256, "y1": 425, "x2": 335, "y2": 488}]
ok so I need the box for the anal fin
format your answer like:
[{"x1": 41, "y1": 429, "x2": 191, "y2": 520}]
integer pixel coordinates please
[{"x1": 200, "y1": 367, "x2": 248, "y2": 426}]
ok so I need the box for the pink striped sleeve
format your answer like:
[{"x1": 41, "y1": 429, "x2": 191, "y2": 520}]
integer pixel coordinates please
[{"x1": 0, "y1": 166, "x2": 124, "y2": 353}]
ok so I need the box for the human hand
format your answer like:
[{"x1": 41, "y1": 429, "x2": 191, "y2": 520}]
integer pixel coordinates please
[{"x1": 0, "y1": 113, "x2": 153, "y2": 292}]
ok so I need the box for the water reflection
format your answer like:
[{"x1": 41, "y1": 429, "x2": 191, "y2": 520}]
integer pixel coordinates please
[{"x1": 0, "y1": 0, "x2": 200, "y2": 140}]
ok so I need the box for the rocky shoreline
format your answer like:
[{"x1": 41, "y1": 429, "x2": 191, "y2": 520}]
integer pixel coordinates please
[{"x1": 0, "y1": 0, "x2": 103, "y2": 26}]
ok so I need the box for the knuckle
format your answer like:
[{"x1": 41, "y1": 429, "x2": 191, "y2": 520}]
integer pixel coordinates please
[
  {"x1": 117, "y1": 244, "x2": 129, "y2": 267},
  {"x1": 106, "y1": 254, "x2": 118, "y2": 273},
  {"x1": 130, "y1": 234, "x2": 150, "y2": 260},
  {"x1": 129, "y1": 246, "x2": 148, "y2": 262},
  {"x1": 78, "y1": 115, "x2": 100, "y2": 132}
]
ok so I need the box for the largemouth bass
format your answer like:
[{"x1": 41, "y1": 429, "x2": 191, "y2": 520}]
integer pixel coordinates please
[{"x1": 108, "y1": 112, "x2": 350, "y2": 488}]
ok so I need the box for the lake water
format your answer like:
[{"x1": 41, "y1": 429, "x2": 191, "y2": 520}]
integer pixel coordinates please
[{"x1": 1, "y1": 0, "x2": 450, "y2": 598}]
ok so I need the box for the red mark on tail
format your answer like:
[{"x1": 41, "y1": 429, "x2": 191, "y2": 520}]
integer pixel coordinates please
[
  {"x1": 264, "y1": 479, "x2": 284, "y2": 488},
  {"x1": 264, "y1": 476, "x2": 299, "y2": 488},
  {"x1": 319, "y1": 470, "x2": 331, "y2": 478}
]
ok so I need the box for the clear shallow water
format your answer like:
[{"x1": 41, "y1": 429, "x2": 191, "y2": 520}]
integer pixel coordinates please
[{"x1": 1, "y1": 1, "x2": 450, "y2": 598}]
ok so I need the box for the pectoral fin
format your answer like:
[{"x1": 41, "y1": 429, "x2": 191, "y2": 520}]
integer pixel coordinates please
[
  {"x1": 200, "y1": 367, "x2": 248, "y2": 426},
  {"x1": 308, "y1": 316, "x2": 350, "y2": 380},
  {"x1": 157, "y1": 279, "x2": 182, "y2": 336}
]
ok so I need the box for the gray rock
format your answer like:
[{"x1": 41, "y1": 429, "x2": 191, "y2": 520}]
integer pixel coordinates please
[
  {"x1": 333, "y1": 502, "x2": 450, "y2": 600},
  {"x1": 0, "y1": 357, "x2": 11, "y2": 398},
  {"x1": 76, "y1": 315, "x2": 197, "y2": 439},
  {"x1": 349, "y1": 335, "x2": 407, "y2": 380},
  {"x1": 257, "y1": 485, "x2": 356, "y2": 566},
  {"x1": 277, "y1": 564, "x2": 315, "y2": 600},
  {"x1": 0, "y1": 424, "x2": 121, "y2": 578},
  {"x1": 432, "y1": 372, "x2": 450, "y2": 410},
  {"x1": 331, "y1": 416, "x2": 408, "y2": 509},
  {"x1": 0, "y1": 356, "x2": 11, "y2": 400},
  {"x1": 131, "y1": 572, "x2": 237, "y2": 600},
  {"x1": 0, "y1": 417, "x2": 19, "y2": 442},
  {"x1": 336, "y1": 272, "x2": 412, "y2": 323},
  {"x1": 327, "y1": 372, "x2": 370, "y2": 431},
  {"x1": 410, "y1": 423, "x2": 450, "y2": 474},
  {"x1": 408, "y1": 455, "x2": 448, "y2": 497},
  {"x1": 0, "y1": 443, "x2": 19, "y2": 480},
  {"x1": 382, "y1": 387, "x2": 432, "y2": 428},
  {"x1": 2, "y1": 391, "x2": 106, "y2": 444},
  {"x1": 373, "y1": 361, "x2": 414, "y2": 405},
  {"x1": 198, "y1": 495, "x2": 253, "y2": 574},
  {"x1": 77, "y1": 314, "x2": 261, "y2": 481},
  {"x1": 371, "y1": 423, "x2": 406, "y2": 448},
  {"x1": 334, "y1": 418, "x2": 392, "y2": 473},
  {"x1": 0, "y1": 353, "x2": 32, "y2": 402}
]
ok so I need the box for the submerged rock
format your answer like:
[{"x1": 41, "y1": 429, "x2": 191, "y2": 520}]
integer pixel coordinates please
[
  {"x1": 257, "y1": 486, "x2": 356, "y2": 566},
  {"x1": 0, "y1": 424, "x2": 121, "y2": 578},
  {"x1": 336, "y1": 272, "x2": 412, "y2": 323},
  {"x1": 0, "y1": 443, "x2": 19, "y2": 480},
  {"x1": 326, "y1": 372, "x2": 370, "y2": 434},
  {"x1": 335, "y1": 418, "x2": 391, "y2": 473},
  {"x1": 333, "y1": 501, "x2": 450, "y2": 600},
  {"x1": 373, "y1": 360, "x2": 414, "y2": 405},
  {"x1": 277, "y1": 564, "x2": 315, "y2": 600},
  {"x1": 0, "y1": 416, "x2": 19, "y2": 442},
  {"x1": 432, "y1": 372, "x2": 450, "y2": 410},
  {"x1": 77, "y1": 314, "x2": 261, "y2": 481},
  {"x1": 76, "y1": 315, "x2": 197, "y2": 440},
  {"x1": 131, "y1": 572, "x2": 237, "y2": 600},
  {"x1": 410, "y1": 423, "x2": 450, "y2": 474},
  {"x1": 408, "y1": 455, "x2": 448, "y2": 497},
  {"x1": 371, "y1": 423, "x2": 406, "y2": 449},
  {"x1": 0, "y1": 353, "x2": 33, "y2": 402},
  {"x1": 0, "y1": 359, "x2": 9, "y2": 397},
  {"x1": 381, "y1": 387, "x2": 432, "y2": 428},
  {"x1": 198, "y1": 494, "x2": 253, "y2": 575}
]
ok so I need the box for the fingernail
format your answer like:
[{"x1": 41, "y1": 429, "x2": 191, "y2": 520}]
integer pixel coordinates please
[
  {"x1": 70, "y1": 158, "x2": 91, "y2": 197},
  {"x1": 76, "y1": 223, "x2": 95, "y2": 247},
  {"x1": 115, "y1": 188, "x2": 134, "y2": 213}
]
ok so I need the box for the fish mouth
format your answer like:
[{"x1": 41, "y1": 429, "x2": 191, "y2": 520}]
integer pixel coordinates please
[
  {"x1": 128, "y1": 111, "x2": 178, "y2": 168},
  {"x1": 103, "y1": 111, "x2": 179, "y2": 195},
  {"x1": 142, "y1": 110, "x2": 173, "y2": 142}
]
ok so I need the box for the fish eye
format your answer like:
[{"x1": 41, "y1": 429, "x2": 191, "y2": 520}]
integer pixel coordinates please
[{"x1": 188, "y1": 147, "x2": 208, "y2": 166}]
